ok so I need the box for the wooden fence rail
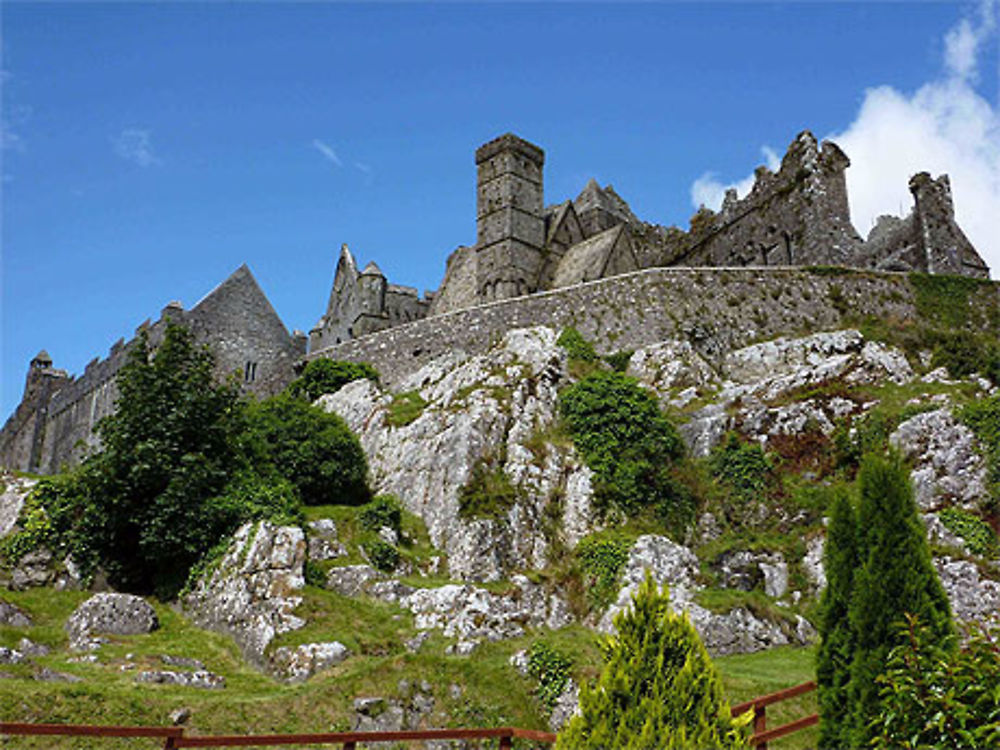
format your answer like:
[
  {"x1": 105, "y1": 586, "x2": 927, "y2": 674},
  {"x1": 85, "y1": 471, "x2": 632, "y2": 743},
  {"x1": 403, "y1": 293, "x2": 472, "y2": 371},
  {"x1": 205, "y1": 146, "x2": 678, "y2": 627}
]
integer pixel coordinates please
[
  {"x1": 1, "y1": 681, "x2": 817, "y2": 748},
  {"x1": 731, "y1": 680, "x2": 818, "y2": 750}
]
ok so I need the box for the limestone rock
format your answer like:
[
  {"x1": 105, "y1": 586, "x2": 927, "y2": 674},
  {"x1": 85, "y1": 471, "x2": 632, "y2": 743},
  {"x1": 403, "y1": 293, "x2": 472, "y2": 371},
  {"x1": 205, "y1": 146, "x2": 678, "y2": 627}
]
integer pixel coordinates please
[
  {"x1": 627, "y1": 340, "x2": 718, "y2": 401},
  {"x1": 136, "y1": 670, "x2": 226, "y2": 690},
  {"x1": 66, "y1": 593, "x2": 158, "y2": 651},
  {"x1": 35, "y1": 667, "x2": 82, "y2": 683},
  {"x1": 351, "y1": 681, "x2": 436, "y2": 735},
  {"x1": 682, "y1": 330, "x2": 906, "y2": 456},
  {"x1": 382, "y1": 575, "x2": 571, "y2": 649},
  {"x1": 0, "y1": 476, "x2": 34, "y2": 538},
  {"x1": 934, "y1": 557, "x2": 1000, "y2": 624},
  {"x1": 269, "y1": 641, "x2": 349, "y2": 683},
  {"x1": 0, "y1": 598, "x2": 31, "y2": 627},
  {"x1": 802, "y1": 534, "x2": 826, "y2": 594},
  {"x1": 321, "y1": 326, "x2": 594, "y2": 582},
  {"x1": 0, "y1": 646, "x2": 26, "y2": 665},
  {"x1": 326, "y1": 565, "x2": 380, "y2": 596},
  {"x1": 160, "y1": 655, "x2": 205, "y2": 670},
  {"x1": 549, "y1": 679, "x2": 580, "y2": 732},
  {"x1": 713, "y1": 550, "x2": 787, "y2": 598},
  {"x1": 183, "y1": 522, "x2": 306, "y2": 668},
  {"x1": 600, "y1": 535, "x2": 811, "y2": 656},
  {"x1": 890, "y1": 409, "x2": 990, "y2": 511},
  {"x1": 18, "y1": 638, "x2": 48, "y2": 657}
]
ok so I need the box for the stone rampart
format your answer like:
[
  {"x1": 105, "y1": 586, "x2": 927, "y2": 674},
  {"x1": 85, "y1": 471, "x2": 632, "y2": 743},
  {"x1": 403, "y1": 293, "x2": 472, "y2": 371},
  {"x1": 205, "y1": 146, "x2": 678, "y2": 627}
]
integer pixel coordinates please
[{"x1": 308, "y1": 266, "x2": 1000, "y2": 387}]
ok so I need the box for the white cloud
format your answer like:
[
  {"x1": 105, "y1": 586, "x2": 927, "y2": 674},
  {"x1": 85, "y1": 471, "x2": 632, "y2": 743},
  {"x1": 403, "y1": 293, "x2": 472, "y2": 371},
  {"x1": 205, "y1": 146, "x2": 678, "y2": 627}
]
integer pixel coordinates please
[
  {"x1": 113, "y1": 128, "x2": 162, "y2": 167},
  {"x1": 830, "y1": 0, "x2": 999, "y2": 270},
  {"x1": 312, "y1": 138, "x2": 342, "y2": 167},
  {"x1": 690, "y1": 146, "x2": 780, "y2": 210},
  {"x1": 689, "y1": 1, "x2": 1000, "y2": 273}
]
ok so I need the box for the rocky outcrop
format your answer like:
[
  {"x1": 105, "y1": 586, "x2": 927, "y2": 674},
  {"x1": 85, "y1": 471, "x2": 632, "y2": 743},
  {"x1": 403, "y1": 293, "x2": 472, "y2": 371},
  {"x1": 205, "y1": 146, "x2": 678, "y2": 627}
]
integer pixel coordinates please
[
  {"x1": 0, "y1": 598, "x2": 31, "y2": 627},
  {"x1": 270, "y1": 641, "x2": 350, "y2": 683},
  {"x1": 0, "y1": 475, "x2": 34, "y2": 538},
  {"x1": 136, "y1": 669, "x2": 226, "y2": 689},
  {"x1": 934, "y1": 556, "x2": 1000, "y2": 624},
  {"x1": 2, "y1": 547, "x2": 82, "y2": 591},
  {"x1": 600, "y1": 535, "x2": 814, "y2": 656},
  {"x1": 364, "y1": 574, "x2": 571, "y2": 654},
  {"x1": 183, "y1": 522, "x2": 306, "y2": 669},
  {"x1": 320, "y1": 327, "x2": 596, "y2": 582},
  {"x1": 351, "y1": 680, "x2": 436, "y2": 735},
  {"x1": 65, "y1": 593, "x2": 158, "y2": 651},
  {"x1": 890, "y1": 408, "x2": 990, "y2": 511},
  {"x1": 681, "y1": 329, "x2": 911, "y2": 456}
]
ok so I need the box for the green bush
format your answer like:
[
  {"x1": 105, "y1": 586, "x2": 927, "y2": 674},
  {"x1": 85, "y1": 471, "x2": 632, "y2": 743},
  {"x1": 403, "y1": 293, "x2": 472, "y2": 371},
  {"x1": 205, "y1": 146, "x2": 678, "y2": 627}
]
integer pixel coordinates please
[
  {"x1": 709, "y1": 434, "x2": 773, "y2": 504},
  {"x1": 386, "y1": 391, "x2": 427, "y2": 427},
  {"x1": 359, "y1": 495, "x2": 403, "y2": 536},
  {"x1": 873, "y1": 615, "x2": 1000, "y2": 749},
  {"x1": 556, "y1": 574, "x2": 749, "y2": 749},
  {"x1": 604, "y1": 350, "x2": 633, "y2": 373},
  {"x1": 816, "y1": 490, "x2": 860, "y2": 749},
  {"x1": 939, "y1": 507, "x2": 999, "y2": 558},
  {"x1": 960, "y1": 395, "x2": 1000, "y2": 510},
  {"x1": 527, "y1": 640, "x2": 573, "y2": 712},
  {"x1": 287, "y1": 358, "x2": 379, "y2": 402},
  {"x1": 557, "y1": 326, "x2": 598, "y2": 362},
  {"x1": 576, "y1": 536, "x2": 630, "y2": 611},
  {"x1": 928, "y1": 330, "x2": 1000, "y2": 384},
  {"x1": 559, "y1": 371, "x2": 687, "y2": 523},
  {"x1": 247, "y1": 393, "x2": 371, "y2": 507},
  {"x1": 363, "y1": 538, "x2": 399, "y2": 572},
  {"x1": 847, "y1": 453, "x2": 953, "y2": 746},
  {"x1": 457, "y1": 456, "x2": 518, "y2": 520}
]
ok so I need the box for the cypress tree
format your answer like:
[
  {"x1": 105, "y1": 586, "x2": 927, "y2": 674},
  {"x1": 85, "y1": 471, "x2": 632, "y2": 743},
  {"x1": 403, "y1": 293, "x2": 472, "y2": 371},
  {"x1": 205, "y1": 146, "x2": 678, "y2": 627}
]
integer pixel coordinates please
[
  {"x1": 847, "y1": 453, "x2": 952, "y2": 746},
  {"x1": 556, "y1": 573, "x2": 748, "y2": 749},
  {"x1": 816, "y1": 489, "x2": 859, "y2": 750}
]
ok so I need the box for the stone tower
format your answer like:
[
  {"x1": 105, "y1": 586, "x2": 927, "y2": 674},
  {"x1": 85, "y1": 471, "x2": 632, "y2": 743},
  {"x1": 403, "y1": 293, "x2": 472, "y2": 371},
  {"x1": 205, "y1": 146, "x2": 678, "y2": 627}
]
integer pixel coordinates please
[{"x1": 475, "y1": 133, "x2": 545, "y2": 302}]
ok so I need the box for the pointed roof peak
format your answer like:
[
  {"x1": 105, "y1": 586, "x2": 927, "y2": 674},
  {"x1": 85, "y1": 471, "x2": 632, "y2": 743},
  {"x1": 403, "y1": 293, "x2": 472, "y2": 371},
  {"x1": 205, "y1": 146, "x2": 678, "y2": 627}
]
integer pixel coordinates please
[
  {"x1": 361, "y1": 261, "x2": 385, "y2": 277},
  {"x1": 32, "y1": 349, "x2": 52, "y2": 365}
]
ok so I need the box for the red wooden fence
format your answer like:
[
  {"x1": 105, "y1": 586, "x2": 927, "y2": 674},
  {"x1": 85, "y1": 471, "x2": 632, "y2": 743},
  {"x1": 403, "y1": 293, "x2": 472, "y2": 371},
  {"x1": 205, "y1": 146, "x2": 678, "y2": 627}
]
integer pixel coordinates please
[{"x1": 1, "y1": 680, "x2": 817, "y2": 748}]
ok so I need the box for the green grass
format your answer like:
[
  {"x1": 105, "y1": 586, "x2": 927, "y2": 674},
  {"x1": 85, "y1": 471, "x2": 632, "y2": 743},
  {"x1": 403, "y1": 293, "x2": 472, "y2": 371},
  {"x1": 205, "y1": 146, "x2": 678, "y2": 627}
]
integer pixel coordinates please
[
  {"x1": 385, "y1": 390, "x2": 428, "y2": 427},
  {"x1": 716, "y1": 645, "x2": 818, "y2": 750}
]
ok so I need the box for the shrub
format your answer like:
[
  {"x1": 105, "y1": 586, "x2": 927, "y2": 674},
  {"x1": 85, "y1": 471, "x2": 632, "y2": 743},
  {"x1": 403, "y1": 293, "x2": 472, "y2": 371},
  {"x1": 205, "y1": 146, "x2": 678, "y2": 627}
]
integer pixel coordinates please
[
  {"x1": 247, "y1": 393, "x2": 371, "y2": 507},
  {"x1": 359, "y1": 495, "x2": 403, "y2": 536},
  {"x1": 386, "y1": 391, "x2": 427, "y2": 427},
  {"x1": 556, "y1": 574, "x2": 749, "y2": 749},
  {"x1": 816, "y1": 490, "x2": 860, "y2": 749},
  {"x1": 872, "y1": 615, "x2": 1000, "y2": 749},
  {"x1": 527, "y1": 640, "x2": 573, "y2": 712},
  {"x1": 457, "y1": 456, "x2": 518, "y2": 520},
  {"x1": 557, "y1": 326, "x2": 598, "y2": 362},
  {"x1": 709, "y1": 434, "x2": 773, "y2": 504},
  {"x1": 847, "y1": 453, "x2": 953, "y2": 746},
  {"x1": 66, "y1": 323, "x2": 260, "y2": 597},
  {"x1": 960, "y1": 394, "x2": 1000, "y2": 511},
  {"x1": 604, "y1": 350, "x2": 633, "y2": 373},
  {"x1": 287, "y1": 358, "x2": 379, "y2": 402},
  {"x1": 939, "y1": 507, "x2": 999, "y2": 558},
  {"x1": 363, "y1": 538, "x2": 399, "y2": 572},
  {"x1": 928, "y1": 329, "x2": 1000, "y2": 384},
  {"x1": 559, "y1": 371, "x2": 687, "y2": 523},
  {"x1": 576, "y1": 536, "x2": 631, "y2": 611}
]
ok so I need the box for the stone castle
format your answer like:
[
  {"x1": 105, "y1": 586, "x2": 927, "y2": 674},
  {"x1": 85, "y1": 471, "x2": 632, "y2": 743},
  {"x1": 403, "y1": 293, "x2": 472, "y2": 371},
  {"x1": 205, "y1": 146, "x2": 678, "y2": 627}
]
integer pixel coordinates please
[{"x1": 2, "y1": 130, "x2": 993, "y2": 473}]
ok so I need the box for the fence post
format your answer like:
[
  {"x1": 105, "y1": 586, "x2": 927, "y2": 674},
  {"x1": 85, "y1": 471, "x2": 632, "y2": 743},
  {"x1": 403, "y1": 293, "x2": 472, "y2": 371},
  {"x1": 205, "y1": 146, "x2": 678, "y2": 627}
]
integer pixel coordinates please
[
  {"x1": 163, "y1": 728, "x2": 183, "y2": 749},
  {"x1": 343, "y1": 743, "x2": 356, "y2": 750},
  {"x1": 754, "y1": 704, "x2": 767, "y2": 750},
  {"x1": 499, "y1": 734, "x2": 513, "y2": 749}
]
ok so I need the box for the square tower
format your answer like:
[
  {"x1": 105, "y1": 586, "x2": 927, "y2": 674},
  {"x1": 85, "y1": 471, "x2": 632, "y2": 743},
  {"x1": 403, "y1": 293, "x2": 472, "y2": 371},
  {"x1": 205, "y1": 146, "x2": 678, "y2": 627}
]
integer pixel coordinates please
[{"x1": 474, "y1": 133, "x2": 545, "y2": 301}]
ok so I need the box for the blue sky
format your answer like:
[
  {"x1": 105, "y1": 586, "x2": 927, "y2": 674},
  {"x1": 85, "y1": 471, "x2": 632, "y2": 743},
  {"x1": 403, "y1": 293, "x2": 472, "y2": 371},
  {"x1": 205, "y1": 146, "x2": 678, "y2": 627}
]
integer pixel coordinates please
[{"x1": 3, "y1": 1, "x2": 999, "y2": 420}]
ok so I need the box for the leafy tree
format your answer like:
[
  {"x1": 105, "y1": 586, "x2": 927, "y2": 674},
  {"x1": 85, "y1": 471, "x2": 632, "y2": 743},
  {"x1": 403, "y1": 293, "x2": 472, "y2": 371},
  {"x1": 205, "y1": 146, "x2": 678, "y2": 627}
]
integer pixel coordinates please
[
  {"x1": 816, "y1": 489, "x2": 859, "y2": 749},
  {"x1": 71, "y1": 323, "x2": 282, "y2": 596},
  {"x1": 247, "y1": 392, "x2": 370, "y2": 507},
  {"x1": 559, "y1": 371, "x2": 689, "y2": 528},
  {"x1": 556, "y1": 574, "x2": 749, "y2": 749},
  {"x1": 872, "y1": 615, "x2": 1000, "y2": 749},
  {"x1": 287, "y1": 358, "x2": 379, "y2": 402},
  {"x1": 847, "y1": 453, "x2": 952, "y2": 746}
]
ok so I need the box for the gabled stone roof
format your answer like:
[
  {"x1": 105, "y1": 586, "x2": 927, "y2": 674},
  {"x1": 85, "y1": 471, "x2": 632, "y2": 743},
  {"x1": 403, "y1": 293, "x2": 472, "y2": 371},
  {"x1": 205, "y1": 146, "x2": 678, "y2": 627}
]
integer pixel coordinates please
[{"x1": 551, "y1": 225, "x2": 627, "y2": 289}]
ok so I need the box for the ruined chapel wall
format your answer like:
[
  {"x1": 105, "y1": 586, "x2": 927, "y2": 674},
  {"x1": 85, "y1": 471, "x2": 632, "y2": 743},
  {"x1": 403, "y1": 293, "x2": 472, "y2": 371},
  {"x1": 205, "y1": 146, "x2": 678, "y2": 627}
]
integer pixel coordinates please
[{"x1": 308, "y1": 267, "x2": 999, "y2": 388}]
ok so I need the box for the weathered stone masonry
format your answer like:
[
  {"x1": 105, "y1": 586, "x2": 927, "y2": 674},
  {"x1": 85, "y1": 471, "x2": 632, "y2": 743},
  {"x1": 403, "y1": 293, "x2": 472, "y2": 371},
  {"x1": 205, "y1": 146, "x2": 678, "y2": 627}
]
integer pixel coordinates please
[
  {"x1": 306, "y1": 266, "x2": 1000, "y2": 388},
  {"x1": 1, "y1": 266, "x2": 306, "y2": 474}
]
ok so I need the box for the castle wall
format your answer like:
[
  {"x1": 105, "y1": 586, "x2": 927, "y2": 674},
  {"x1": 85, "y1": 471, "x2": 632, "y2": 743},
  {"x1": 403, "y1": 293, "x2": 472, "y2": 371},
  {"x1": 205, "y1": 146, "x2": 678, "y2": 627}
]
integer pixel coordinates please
[
  {"x1": 308, "y1": 266, "x2": 1000, "y2": 388},
  {"x1": 1, "y1": 265, "x2": 303, "y2": 474}
]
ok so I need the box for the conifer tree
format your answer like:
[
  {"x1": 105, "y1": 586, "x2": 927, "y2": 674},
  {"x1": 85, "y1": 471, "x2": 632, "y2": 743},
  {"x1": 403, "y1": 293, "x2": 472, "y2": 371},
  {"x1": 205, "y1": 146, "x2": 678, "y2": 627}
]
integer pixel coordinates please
[
  {"x1": 847, "y1": 453, "x2": 952, "y2": 746},
  {"x1": 816, "y1": 490, "x2": 859, "y2": 749},
  {"x1": 556, "y1": 574, "x2": 749, "y2": 749}
]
